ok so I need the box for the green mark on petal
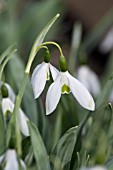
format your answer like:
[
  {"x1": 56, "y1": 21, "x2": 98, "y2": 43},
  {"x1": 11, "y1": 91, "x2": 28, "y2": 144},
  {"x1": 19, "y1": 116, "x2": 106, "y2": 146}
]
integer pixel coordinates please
[
  {"x1": 46, "y1": 71, "x2": 50, "y2": 81},
  {"x1": 62, "y1": 84, "x2": 70, "y2": 94}
]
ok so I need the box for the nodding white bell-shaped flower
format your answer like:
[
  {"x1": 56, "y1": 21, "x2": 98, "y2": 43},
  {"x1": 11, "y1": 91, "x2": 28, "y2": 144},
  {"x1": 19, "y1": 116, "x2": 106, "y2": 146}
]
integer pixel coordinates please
[
  {"x1": 46, "y1": 71, "x2": 95, "y2": 115},
  {"x1": 1, "y1": 83, "x2": 29, "y2": 136},
  {"x1": 110, "y1": 90, "x2": 113, "y2": 103},
  {"x1": 77, "y1": 66, "x2": 101, "y2": 97},
  {"x1": 31, "y1": 61, "x2": 59, "y2": 99},
  {"x1": 2, "y1": 98, "x2": 29, "y2": 136},
  {"x1": 80, "y1": 166, "x2": 107, "y2": 170},
  {"x1": 0, "y1": 149, "x2": 26, "y2": 170}
]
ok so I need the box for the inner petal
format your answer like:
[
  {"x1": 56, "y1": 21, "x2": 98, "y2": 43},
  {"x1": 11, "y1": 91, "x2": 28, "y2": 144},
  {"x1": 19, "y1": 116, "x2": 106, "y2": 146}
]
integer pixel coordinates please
[
  {"x1": 60, "y1": 73, "x2": 70, "y2": 94},
  {"x1": 61, "y1": 84, "x2": 70, "y2": 94},
  {"x1": 46, "y1": 65, "x2": 50, "y2": 81},
  {"x1": 46, "y1": 70, "x2": 50, "y2": 81}
]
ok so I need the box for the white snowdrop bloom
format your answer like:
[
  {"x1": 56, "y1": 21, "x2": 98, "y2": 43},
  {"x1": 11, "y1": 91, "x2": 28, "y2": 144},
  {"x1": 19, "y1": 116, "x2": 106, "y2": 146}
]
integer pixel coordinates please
[
  {"x1": 80, "y1": 166, "x2": 107, "y2": 170},
  {"x1": 0, "y1": 149, "x2": 26, "y2": 170},
  {"x1": 2, "y1": 98, "x2": 29, "y2": 136},
  {"x1": 99, "y1": 27, "x2": 113, "y2": 53},
  {"x1": 31, "y1": 61, "x2": 59, "y2": 99},
  {"x1": 46, "y1": 71, "x2": 95, "y2": 115},
  {"x1": 77, "y1": 66, "x2": 101, "y2": 97},
  {"x1": 110, "y1": 90, "x2": 113, "y2": 103}
]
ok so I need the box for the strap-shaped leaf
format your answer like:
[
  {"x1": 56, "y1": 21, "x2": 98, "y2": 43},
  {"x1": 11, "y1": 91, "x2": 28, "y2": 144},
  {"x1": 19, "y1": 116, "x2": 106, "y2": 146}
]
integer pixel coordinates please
[
  {"x1": 83, "y1": 104, "x2": 112, "y2": 164},
  {"x1": 32, "y1": 14, "x2": 60, "y2": 50},
  {"x1": 28, "y1": 121, "x2": 51, "y2": 170},
  {"x1": 50, "y1": 126, "x2": 78, "y2": 170},
  {"x1": 25, "y1": 14, "x2": 60, "y2": 73},
  {"x1": 0, "y1": 43, "x2": 16, "y2": 64},
  {"x1": 96, "y1": 72, "x2": 113, "y2": 109}
]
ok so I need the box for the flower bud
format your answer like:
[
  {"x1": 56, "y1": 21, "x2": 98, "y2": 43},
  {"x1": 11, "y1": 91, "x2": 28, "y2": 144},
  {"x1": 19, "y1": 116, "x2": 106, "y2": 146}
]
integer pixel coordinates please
[
  {"x1": 59, "y1": 55, "x2": 67, "y2": 72},
  {"x1": 44, "y1": 50, "x2": 50, "y2": 63},
  {"x1": 1, "y1": 84, "x2": 8, "y2": 98}
]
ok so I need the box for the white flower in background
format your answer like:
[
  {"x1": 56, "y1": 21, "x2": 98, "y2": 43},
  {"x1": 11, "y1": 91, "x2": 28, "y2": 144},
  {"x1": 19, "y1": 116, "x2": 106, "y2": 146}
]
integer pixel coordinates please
[
  {"x1": 0, "y1": 149, "x2": 26, "y2": 170},
  {"x1": 99, "y1": 27, "x2": 113, "y2": 53},
  {"x1": 46, "y1": 71, "x2": 95, "y2": 115},
  {"x1": 31, "y1": 61, "x2": 59, "y2": 99},
  {"x1": 110, "y1": 90, "x2": 113, "y2": 103},
  {"x1": 1, "y1": 83, "x2": 29, "y2": 136},
  {"x1": 80, "y1": 166, "x2": 107, "y2": 170},
  {"x1": 77, "y1": 66, "x2": 101, "y2": 97}
]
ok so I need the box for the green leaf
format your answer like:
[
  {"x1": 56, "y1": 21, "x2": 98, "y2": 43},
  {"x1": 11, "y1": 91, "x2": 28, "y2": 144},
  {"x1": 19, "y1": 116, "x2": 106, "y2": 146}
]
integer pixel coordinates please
[
  {"x1": 28, "y1": 121, "x2": 51, "y2": 170},
  {"x1": 106, "y1": 157, "x2": 113, "y2": 170},
  {"x1": 25, "y1": 13, "x2": 60, "y2": 73},
  {"x1": 33, "y1": 14, "x2": 60, "y2": 48},
  {"x1": 0, "y1": 43, "x2": 16, "y2": 64},
  {"x1": 0, "y1": 107, "x2": 6, "y2": 154},
  {"x1": 68, "y1": 21, "x2": 82, "y2": 74},
  {"x1": 96, "y1": 72, "x2": 113, "y2": 109},
  {"x1": 0, "y1": 49, "x2": 17, "y2": 79},
  {"x1": 83, "y1": 104, "x2": 112, "y2": 164},
  {"x1": 50, "y1": 126, "x2": 78, "y2": 170}
]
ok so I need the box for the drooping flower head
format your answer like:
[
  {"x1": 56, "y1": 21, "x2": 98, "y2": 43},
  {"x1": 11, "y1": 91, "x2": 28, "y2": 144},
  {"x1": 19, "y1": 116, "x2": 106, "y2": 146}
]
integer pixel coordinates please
[
  {"x1": 46, "y1": 70, "x2": 95, "y2": 115},
  {"x1": 46, "y1": 56, "x2": 95, "y2": 115},
  {"x1": 0, "y1": 83, "x2": 29, "y2": 136},
  {"x1": 31, "y1": 49, "x2": 59, "y2": 99}
]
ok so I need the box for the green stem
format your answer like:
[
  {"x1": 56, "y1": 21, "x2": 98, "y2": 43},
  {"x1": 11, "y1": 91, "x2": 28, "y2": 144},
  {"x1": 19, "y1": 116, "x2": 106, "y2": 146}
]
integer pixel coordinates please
[
  {"x1": 13, "y1": 72, "x2": 29, "y2": 156},
  {"x1": 25, "y1": 41, "x2": 63, "y2": 74},
  {"x1": 41, "y1": 41, "x2": 63, "y2": 56}
]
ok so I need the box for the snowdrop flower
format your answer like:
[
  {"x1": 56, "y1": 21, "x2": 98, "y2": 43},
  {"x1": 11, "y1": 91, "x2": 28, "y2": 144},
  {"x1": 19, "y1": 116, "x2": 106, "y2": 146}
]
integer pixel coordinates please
[
  {"x1": 46, "y1": 70, "x2": 95, "y2": 115},
  {"x1": 0, "y1": 149, "x2": 26, "y2": 170},
  {"x1": 31, "y1": 61, "x2": 59, "y2": 99},
  {"x1": 1, "y1": 83, "x2": 29, "y2": 136},
  {"x1": 99, "y1": 27, "x2": 113, "y2": 53},
  {"x1": 80, "y1": 166, "x2": 107, "y2": 170},
  {"x1": 110, "y1": 90, "x2": 113, "y2": 103},
  {"x1": 77, "y1": 66, "x2": 101, "y2": 97}
]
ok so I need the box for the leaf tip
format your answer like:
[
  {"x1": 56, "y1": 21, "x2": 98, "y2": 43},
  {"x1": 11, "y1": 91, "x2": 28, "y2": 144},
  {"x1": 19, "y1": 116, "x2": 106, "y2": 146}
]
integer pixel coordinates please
[{"x1": 56, "y1": 14, "x2": 60, "y2": 18}]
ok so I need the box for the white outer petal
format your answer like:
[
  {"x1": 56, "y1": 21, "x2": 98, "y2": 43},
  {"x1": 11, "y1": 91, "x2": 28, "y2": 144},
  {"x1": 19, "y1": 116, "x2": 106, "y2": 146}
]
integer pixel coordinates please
[
  {"x1": 49, "y1": 64, "x2": 59, "y2": 80},
  {"x1": 5, "y1": 83, "x2": 16, "y2": 102},
  {"x1": 67, "y1": 72, "x2": 95, "y2": 111},
  {"x1": 80, "y1": 166, "x2": 107, "y2": 170},
  {"x1": 31, "y1": 62, "x2": 49, "y2": 99},
  {"x1": 2, "y1": 98, "x2": 14, "y2": 113},
  {"x1": 19, "y1": 109, "x2": 29, "y2": 136},
  {"x1": 5, "y1": 149, "x2": 18, "y2": 170},
  {"x1": 46, "y1": 75, "x2": 61, "y2": 115},
  {"x1": 77, "y1": 66, "x2": 101, "y2": 97}
]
